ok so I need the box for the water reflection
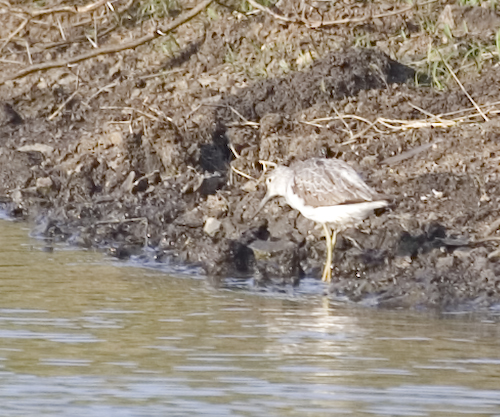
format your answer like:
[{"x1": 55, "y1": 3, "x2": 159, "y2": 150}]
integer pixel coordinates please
[{"x1": 0, "y1": 219, "x2": 499, "y2": 416}]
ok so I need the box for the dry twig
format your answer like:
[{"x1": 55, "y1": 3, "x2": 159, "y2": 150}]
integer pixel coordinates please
[
  {"x1": 227, "y1": 105, "x2": 259, "y2": 127},
  {"x1": 329, "y1": 102, "x2": 353, "y2": 139},
  {"x1": 0, "y1": 18, "x2": 29, "y2": 53},
  {"x1": 301, "y1": 100, "x2": 500, "y2": 144},
  {"x1": 246, "y1": 0, "x2": 295, "y2": 23},
  {"x1": 438, "y1": 50, "x2": 489, "y2": 122},
  {"x1": 484, "y1": 218, "x2": 500, "y2": 237},
  {"x1": 246, "y1": 0, "x2": 419, "y2": 28},
  {"x1": 7, "y1": 0, "x2": 109, "y2": 18},
  {"x1": 100, "y1": 106, "x2": 160, "y2": 121},
  {"x1": 231, "y1": 165, "x2": 256, "y2": 181},
  {"x1": 83, "y1": 81, "x2": 119, "y2": 106},
  {"x1": 0, "y1": 0, "x2": 111, "y2": 52},
  {"x1": 48, "y1": 90, "x2": 79, "y2": 120},
  {"x1": 381, "y1": 139, "x2": 443, "y2": 165},
  {"x1": 306, "y1": 3, "x2": 415, "y2": 28}
]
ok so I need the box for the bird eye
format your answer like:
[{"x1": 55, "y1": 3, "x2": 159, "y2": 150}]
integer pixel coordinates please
[{"x1": 266, "y1": 177, "x2": 272, "y2": 184}]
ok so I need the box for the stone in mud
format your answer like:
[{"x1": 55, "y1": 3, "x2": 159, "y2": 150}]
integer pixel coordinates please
[
  {"x1": 204, "y1": 217, "x2": 221, "y2": 237},
  {"x1": 35, "y1": 176, "x2": 54, "y2": 195},
  {"x1": 0, "y1": 103, "x2": 23, "y2": 126},
  {"x1": 199, "y1": 124, "x2": 231, "y2": 174}
]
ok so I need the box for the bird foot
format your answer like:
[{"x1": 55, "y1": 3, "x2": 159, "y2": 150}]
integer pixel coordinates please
[{"x1": 321, "y1": 265, "x2": 332, "y2": 283}]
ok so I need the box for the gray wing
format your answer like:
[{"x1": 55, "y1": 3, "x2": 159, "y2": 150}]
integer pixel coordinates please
[{"x1": 291, "y1": 158, "x2": 380, "y2": 207}]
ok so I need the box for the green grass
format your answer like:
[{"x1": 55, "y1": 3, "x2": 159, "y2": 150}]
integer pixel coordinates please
[
  {"x1": 155, "y1": 34, "x2": 180, "y2": 56},
  {"x1": 238, "y1": 0, "x2": 279, "y2": 13},
  {"x1": 408, "y1": 1, "x2": 500, "y2": 90},
  {"x1": 137, "y1": 0, "x2": 179, "y2": 19},
  {"x1": 419, "y1": 39, "x2": 500, "y2": 90}
]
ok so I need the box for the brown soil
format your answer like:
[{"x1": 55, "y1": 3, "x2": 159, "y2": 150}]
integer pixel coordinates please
[{"x1": 2, "y1": 0, "x2": 500, "y2": 311}]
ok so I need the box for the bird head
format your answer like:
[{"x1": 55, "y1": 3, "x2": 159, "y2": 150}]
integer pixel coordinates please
[{"x1": 253, "y1": 166, "x2": 291, "y2": 218}]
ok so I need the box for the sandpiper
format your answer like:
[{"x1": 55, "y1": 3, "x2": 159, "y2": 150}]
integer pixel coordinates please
[{"x1": 255, "y1": 158, "x2": 388, "y2": 283}]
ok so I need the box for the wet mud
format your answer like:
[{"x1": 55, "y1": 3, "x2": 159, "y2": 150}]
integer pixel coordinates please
[{"x1": 1, "y1": 1, "x2": 500, "y2": 311}]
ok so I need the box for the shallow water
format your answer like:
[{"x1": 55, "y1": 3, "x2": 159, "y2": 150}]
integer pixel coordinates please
[{"x1": 0, "y1": 219, "x2": 500, "y2": 417}]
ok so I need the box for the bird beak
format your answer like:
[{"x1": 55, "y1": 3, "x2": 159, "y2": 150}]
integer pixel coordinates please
[{"x1": 252, "y1": 193, "x2": 272, "y2": 219}]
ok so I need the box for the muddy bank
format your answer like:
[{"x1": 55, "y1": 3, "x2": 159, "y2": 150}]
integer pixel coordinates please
[{"x1": 1, "y1": 1, "x2": 500, "y2": 311}]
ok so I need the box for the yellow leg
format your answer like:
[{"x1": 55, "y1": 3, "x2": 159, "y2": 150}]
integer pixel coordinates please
[{"x1": 321, "y1": 225, "x2": 337, "y2": 283}]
